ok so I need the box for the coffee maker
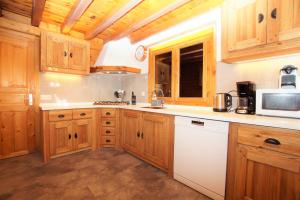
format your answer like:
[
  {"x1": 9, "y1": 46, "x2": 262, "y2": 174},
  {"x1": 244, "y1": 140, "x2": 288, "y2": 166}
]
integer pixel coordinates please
[{"x1": 236, "y1": 81, "x2": 256, "y2": 114}]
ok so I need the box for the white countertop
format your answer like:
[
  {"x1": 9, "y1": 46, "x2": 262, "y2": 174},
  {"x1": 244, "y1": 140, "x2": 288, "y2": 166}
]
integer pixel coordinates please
[{"x1": 40, "y1": 102, "x2": 300, "y2": 131}]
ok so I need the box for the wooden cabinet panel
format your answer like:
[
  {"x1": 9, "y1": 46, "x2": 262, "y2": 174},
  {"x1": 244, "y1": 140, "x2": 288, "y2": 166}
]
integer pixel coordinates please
[
  {"x1": 226, "y1": 123, "x2": 300, "y2": 200},
  {"x1": 49, "y1": 110, "x2": 73, "y2": 122},
  {"x1": 235, "y1": 145, "x2": 300, "y2": 200},
  {"x1": 0, "y1": 111, "x2": 28, "y2": 158},
  {"x1": 122, "y1": 110, "x2": 142, "y2": 155},
  {"x1": 225, "y1": 0, "x2": 267, "y2": 51},
  {"x1": 45, "y1": 33, "x2": 68, "y2": 69},
  {"x1": 142, "y1": 113, "x2": 170, "y2": 169},
  {"x1": 49, "y1": 120, "x2": 73, "y2": 156},
  {"x1": 73, "y1": 119, "x2": 92, "y2": 150},
  {"x1": 68, "y1": 41, "x2": 89, "y2": 72},
  {"x1": 268, "y1": 0, "x2": 300, "y2": 43}
]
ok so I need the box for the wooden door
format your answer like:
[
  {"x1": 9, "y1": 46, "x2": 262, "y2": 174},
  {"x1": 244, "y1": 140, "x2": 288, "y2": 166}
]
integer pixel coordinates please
[
  {"x1": 0, "y1": 29, "x2": 38, "y2": 159},
  {"x1": 68, "y1": 41, "x2": 89, "y2": 72},
  {"x1": 122, "y1": 110, "x2": 142, "y2": 155},
  {"x1": 267, "y1": 0, "x2": 300, "y2": 43},
  {"x1": 141, "y1": 113, "x2": 170, "y2": 169},
  {"x1": 49, "y1": 121, "x2": 73, "y2": 156},
  {"x1": 225, "y1": 0, "x2": 267, "y2": 51},
  {"x1": 233, "y1": 145, "x2": 300, "y2": 200},
  {"x1": 73, "y1": 119, "x2": 92, "y2": 150},
  {"x1": 45, "y1": 32, "x2": 69, "y2": 69}
]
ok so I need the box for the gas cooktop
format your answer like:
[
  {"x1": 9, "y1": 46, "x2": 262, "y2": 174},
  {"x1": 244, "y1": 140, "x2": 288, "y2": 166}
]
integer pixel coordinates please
[{"x1": 93, "y1": 101, "x2": 130, "y2": 105}]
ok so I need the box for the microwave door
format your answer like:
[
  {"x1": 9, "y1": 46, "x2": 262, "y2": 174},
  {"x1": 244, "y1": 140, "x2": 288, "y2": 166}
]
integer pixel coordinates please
[{"x1": 262, "y1": 93, "x2": 300, "y2": 111}]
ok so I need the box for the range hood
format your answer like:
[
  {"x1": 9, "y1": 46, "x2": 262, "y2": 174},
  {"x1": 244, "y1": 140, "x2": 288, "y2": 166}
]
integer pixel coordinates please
[{"x1": 90, "y1": 66, "x2": 141, "y2": 74}]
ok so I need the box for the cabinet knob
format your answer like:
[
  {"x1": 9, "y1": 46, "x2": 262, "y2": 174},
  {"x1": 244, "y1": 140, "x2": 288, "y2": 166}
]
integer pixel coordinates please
[
  {"x1": 58, "y1": 114, "x2": 65, "y2": 118},
  {"x1": 106, "y1": 121, "x2": 111, "y2": 125},
  {"x1": 106, "y1": 130, "x2": 111, "y2": 134},
  {"x1": 258, "y1": 13, "x2": 264, "y2": 23},
  {"x1": 271, "y1": 8, "x2": 277, "y2": 19},
  {"x1": 106, "y1": 112, "x2": 111, "y2": 115},
  {"x1": 80, "y1": 113, "x2": 86, "y2": 116},
  {"x1": 70, "y1": 52, "x2": 73, "y2": 58},
  {"x1": 68, "y1": 134, "x2": 71, "y2": 139},
  {"x1": 264, "y1": 138, "x2": 280, "y2": 145},
  {"x1": 75, "y1": 133, "x2": 78, "y2": 139},
  {"x1": 64, "y1": 51, "x2": 67, "y2": 57},
  {"x1": 106, "y1": 139, "x2": 111, "y2": 143},
  {"x1": 137, "y1": 131, "x2": 140, "y2": 138}
]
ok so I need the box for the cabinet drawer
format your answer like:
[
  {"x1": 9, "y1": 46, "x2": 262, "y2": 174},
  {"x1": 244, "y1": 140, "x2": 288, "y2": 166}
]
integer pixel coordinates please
[
  {"x1": 101, "y1": 136, "x2": 116, "y2": 145},
  {"x1": 237, "y1": 124, "x2": 300, "y2": 156},
  {"x1": 73, "y1": 109, "x2": 92, "y2": 119},
  {"x1": 49, "y1": 110, "x2": 73, "y2": 121},
  {"x1": 101, "y1": 119, "x2": 115, "y2": 127},
  {"x1": 101, "y1": 109, "x2": 116, "y2": 117},
  {"x1": 102, "y1": 127, "x2": 115, "y2": 136}
]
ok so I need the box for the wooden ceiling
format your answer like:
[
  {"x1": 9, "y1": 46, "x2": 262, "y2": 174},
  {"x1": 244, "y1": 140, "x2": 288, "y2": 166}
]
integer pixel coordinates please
[{"x1": 0, "y1": 0, "x2": 223, "y2": 43}]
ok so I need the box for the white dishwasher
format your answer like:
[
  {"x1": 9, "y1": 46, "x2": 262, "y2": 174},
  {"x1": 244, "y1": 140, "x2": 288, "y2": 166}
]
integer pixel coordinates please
[{"x1": 174, "y1": 116, "x2": 229, "y2": 200}]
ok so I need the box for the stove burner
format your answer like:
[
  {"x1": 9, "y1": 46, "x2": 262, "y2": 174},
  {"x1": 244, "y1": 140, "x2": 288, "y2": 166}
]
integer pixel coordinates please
[{"x1": 93, "y1": 101, "x2": 130, "y2": 105}]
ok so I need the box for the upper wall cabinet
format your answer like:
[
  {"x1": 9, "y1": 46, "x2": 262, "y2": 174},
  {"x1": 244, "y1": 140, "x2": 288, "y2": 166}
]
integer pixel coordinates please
[
  {"x1": 41, "y1": 31, "x2": 90, "y2": 75},
  {"x1": 222, "y1": 0, "x2": 300, "y2": 63}
]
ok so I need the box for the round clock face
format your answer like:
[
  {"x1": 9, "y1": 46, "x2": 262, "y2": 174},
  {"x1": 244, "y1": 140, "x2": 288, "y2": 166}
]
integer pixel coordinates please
[{"x1": 135, "y1": 45, "x2": 147, "y2": 61}]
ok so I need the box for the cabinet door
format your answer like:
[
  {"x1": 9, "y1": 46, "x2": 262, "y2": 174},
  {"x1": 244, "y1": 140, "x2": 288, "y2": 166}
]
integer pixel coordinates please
[
  {"x1": 0, "y1": 111, "x2": 28, "y2": 158},
  {"x1": 45, "y1": 33, "x2": 69, "y2": 69},
  {"x1": 68, "y1": 41, "x2": 89, "y2": 72},
  {"x1": 267, "y1": 0, "x2": 300, "y2": 43},
  {"x1": 233, "y1": 145, "x2": 300, "y2": 200},
  {"x1": 73, "y1": 119, "x2": 92, "y2": 150},
  {"x1": 225, "y1": 0, "x2": 267, "y2": 51},
  {"x1": 141, "y1": 113, "x2": 170, "y2": 169},
  {"x1": 49, "y1": 121, "x2": 73, "y2": 156},
  {"x1": 122, "y1": 110, "x2": 142, "y2": 155}
]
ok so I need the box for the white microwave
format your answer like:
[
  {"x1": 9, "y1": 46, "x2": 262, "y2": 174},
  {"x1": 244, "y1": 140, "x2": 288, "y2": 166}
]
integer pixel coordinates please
[{"x1": 256, "y1": 89, "x2": 300, "y2": 118}]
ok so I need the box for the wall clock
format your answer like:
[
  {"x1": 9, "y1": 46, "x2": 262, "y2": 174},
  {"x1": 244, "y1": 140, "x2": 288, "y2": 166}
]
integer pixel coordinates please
[{"x1": 135, "y1": 45, "x2": 147, "y2": 61}]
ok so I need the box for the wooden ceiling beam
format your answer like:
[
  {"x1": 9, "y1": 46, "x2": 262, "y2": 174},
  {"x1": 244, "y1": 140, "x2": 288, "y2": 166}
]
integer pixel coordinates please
[
  {"x1": 61, "y1": 0, "x2": 94, "y2": 34},
  {"x1": 85, "y1": 0, "x2": 144, "y2": 40},
  {"x1": 31, "y1": 0, "x2": 46, "y2": 27},
  {"x1": 112, "y1": 0, "x2": 192, "y2": 40}
]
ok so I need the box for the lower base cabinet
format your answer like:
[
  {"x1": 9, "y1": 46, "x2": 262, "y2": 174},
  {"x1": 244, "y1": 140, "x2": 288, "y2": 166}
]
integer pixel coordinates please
[
  {"x1": 42, "y1": 109, "x2": 95, "y2": 162},
  {"x1": 121, "y1": 110, "x2": 174, "y2": 175},
  {"x1": 226, "y1": 123, "x2": 300, "y2": 200}
]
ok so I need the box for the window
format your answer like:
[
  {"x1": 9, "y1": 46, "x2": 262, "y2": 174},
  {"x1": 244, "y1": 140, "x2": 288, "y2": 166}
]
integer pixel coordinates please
[{"x1": 148, "y1": 28, "x2": 216, "y2": 106}]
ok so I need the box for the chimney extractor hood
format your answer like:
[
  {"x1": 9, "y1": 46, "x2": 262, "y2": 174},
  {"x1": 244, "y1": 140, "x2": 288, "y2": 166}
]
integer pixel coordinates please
[{"x1": 90, "y1": 66, "x2": 141, "y2": 74}]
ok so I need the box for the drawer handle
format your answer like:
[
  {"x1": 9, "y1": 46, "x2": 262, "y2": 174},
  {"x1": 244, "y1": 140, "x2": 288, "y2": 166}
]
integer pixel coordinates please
[
  {"x1": 258, "y1": 13, "x2": 264, "y2": 23},
  {"x1": 106, "y1": 130, "x2": 111, "y2": 134},
  {"x1": 106, "y1": 121, "x2": 111, "y2": 125},
  {"x1": 68, "y1": 134, "x2": 71, "y2": 140},
  {"x1": 191, "y1": 120, "x2": 204, "y2": 126},
  {"x1": 271, "y1": 8, "x2": 277, "y2": 19},
  {"x1": 106, "y1": 112, "x2": 111, "y2": 115},
  {"x1": 106, "y1": 139, "x2": 111, "y2": 143},
  {"x1": 80, "y1": 113, "x2": 86, "y2": 116},
  {"x1": 141, "y1": 132, "x2": 144, "y2": 139},
  {"x1": 58, "y1": 114, "x2": 65, "y2": 118},
  {"x1": 75, "y1": 133, "x2": 78, "y2": 139},
  {"x1": 137, "y1": 131, "x2": 140, "y2": 138},
  {"x1": 264, "y1": 138, "x2": 281, "y2": 145}
]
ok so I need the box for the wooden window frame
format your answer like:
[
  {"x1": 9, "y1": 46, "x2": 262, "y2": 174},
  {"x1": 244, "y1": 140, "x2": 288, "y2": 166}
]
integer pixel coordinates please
[{"x1": 148, "y1": 28, "x2": 216, "y2": 106}]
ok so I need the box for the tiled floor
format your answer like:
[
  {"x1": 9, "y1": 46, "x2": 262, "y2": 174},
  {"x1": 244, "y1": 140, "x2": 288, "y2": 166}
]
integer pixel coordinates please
[{"x1": 0, "y1": 149, "x2": 211, "y2": 200}]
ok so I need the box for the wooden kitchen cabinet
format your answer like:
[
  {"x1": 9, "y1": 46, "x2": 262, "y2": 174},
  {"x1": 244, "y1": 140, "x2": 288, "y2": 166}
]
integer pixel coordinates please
[
  {"x1": 41, "y1": 31, "x2": 90, "y2": 75},
  {"x1": 99, "y1": 108, "x2": 120, "y2": 147},
  {"x1": 226, "y1": 123, "x2": 300, "y2": 200},
  {"x1": 42, "y1": 109, "x2": 96, "y2": 162},
  {"x1": 222, "y1": 0, "x2": 300, "y2": 62},
  {"x1": 121, "y1": 110, "x2": 174, "y2": 175},
  {"x1": 49, "y1": 120, "x2": 73, "y2": 156}
]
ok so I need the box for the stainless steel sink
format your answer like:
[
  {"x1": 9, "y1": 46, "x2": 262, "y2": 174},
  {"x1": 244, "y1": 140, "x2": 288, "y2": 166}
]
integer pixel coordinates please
[{"x1": 141, "y1": 106, "x2": 165, "y2": 109}]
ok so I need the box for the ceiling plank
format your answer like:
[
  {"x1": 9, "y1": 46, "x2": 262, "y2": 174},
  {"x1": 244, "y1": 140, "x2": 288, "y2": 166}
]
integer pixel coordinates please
[
  {"x1": 112, "y1": 0, "x2": 192, "y2": 40},
  {"x1": 61, "y1": 0, "x2": 94, "y2": 33},
  {"x1": 85, "y1": 0, "x2": 144, "y2": 39},
  {"x1": 130, "y1": 0, "x2": 223, "y2": 43},
  {"x1": 31, "y1": 0, "x2": 46, "y2": 26}
]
